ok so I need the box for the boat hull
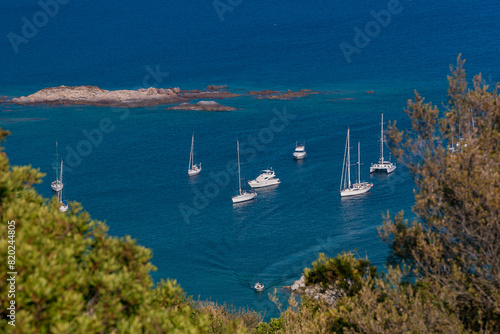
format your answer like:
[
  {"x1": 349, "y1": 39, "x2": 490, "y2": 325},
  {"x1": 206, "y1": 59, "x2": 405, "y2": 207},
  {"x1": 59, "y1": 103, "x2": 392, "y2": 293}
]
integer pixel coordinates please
[
  {"x1": 51, "y1": 181, "x2": 63, "y2": 192},
  {"x1": 232, "y1": 191, "x2": 257, "y2": 203},
  {"x1": 340, "y1": 183, "x2": 373, "y2": 197},
  {"x1": 369, "y1": 163, "x2": 396, "y2": 174},
  {"x1": 254, "y1": 285, "x2": 264, "y2": 292},
  {"x1": 293, "y1": 152, "x2": 307, "y2": 159},
  {"x1": 248, "y1": 179, "x2": 280, "y2": 188},
  {"x1": 188, "y1": 165, "x2": 202, "y2": 176}
]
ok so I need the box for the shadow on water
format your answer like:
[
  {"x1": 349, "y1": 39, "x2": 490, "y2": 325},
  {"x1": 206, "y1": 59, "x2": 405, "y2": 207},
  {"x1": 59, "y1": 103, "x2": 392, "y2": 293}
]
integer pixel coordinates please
[{"x1": 187, "y1": 173, "x2": 201, "y2": 185}]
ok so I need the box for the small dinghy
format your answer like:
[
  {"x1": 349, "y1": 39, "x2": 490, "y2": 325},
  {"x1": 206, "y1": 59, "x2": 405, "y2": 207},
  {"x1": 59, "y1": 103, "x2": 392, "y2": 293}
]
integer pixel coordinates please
[{"x1": 254, "y1": 282, "x2": 264, "y2": 292}]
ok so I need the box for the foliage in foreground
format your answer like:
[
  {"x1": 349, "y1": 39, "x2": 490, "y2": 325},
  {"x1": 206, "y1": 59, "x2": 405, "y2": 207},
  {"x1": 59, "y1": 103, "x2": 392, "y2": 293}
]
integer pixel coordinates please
[
  {"x1": 0, "y1": 128, "x2": 258, "y2": 333},
  {"x1": 257, "y1": 56, "x2": 500, "y2": 333},
  {"x1": 304, "y1": 252, "x2": 377, "y2": 295},
  {"x1": 1, "y1": 55, "x2": 499, "y2": 333}
]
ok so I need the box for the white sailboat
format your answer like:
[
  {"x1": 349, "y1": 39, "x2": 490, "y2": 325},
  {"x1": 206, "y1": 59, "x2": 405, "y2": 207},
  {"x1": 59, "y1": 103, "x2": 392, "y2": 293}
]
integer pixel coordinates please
[
  {"x1": 51, "y1": 142, "x2": 64, "y2": 192},
  {"x1": 370, "y1": 114, "x2": 396, "y2": 173},
  {"x1": 293, "y1": 142, "x2": 307, "y2": 159},
  {"x1": 58, "y1": 160, "x2": 68, "y2": 212},
  {"x1": 340, "y1": 129, "x2": 373, "y2": 197},
  {"x1": 232, "y1": 140, "x2": 257, "y2": 204},
  {"x1": 188, "y1": 133, "x2": 201, "y2": 176}
]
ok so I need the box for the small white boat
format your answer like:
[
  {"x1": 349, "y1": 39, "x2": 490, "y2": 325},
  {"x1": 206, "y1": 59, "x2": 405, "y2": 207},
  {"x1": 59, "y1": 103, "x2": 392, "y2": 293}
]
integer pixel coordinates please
[
  {"x1": 51, "y1": 142, "x2": 64, "y2": 192},
  {"x1": 59, "y1": 199, "x2": 68, "y2": 213},
  {"x1": 340, "y1": 129, "x2": 373, "y2": 197},
  {"x1": 232, "y1": 140, "x2": 257, "y2": 204},
  {"x1": 188, "y1": 133, "x2": 202, "y2": 176},
  {"x1": 58, "y1": 160, "x2": 69, "y2": 212},
  {"x1": 293, "y1": 142, "x2": 307, "y2": 159},
  {"x1": 370, "y1": 114, "x2": 396, "y2": 173},
  {"x1": 448, "y1": 138, "x2": 467, "y2": 154},
  {"x1": 254, "y1": 282, "x2": 264, "y2": 292},
  {"x1": 248, "y1": 168, "x2": 281, "y2": 188}
]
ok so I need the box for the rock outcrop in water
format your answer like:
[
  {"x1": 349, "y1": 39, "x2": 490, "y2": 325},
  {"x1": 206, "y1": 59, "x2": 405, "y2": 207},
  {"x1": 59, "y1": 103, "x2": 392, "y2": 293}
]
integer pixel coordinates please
[
  {"x1": 284, "y1": 275, "x2": 345, "y2": 307},
  {"x1": 11, "y1": 85, "x2": 188, "y2": 108},
  {"x1": 166, "y1": 101, "x2": 236, "y2": 111},
  {"x1": 248, "y1": 90, "x2": 281, "y2": 96},
  {"x1": 251, "y1": 89, "x2": 319, "y2": 100},
  {"x1": 10, "y1": 85, "x2": 321, "y2": 108},
  {"x1": 179, "y1": 85, "x2": 240, "y2": 99},
  {"x1": 10, "y1": 85, "x2": 243, "y2": 108}
]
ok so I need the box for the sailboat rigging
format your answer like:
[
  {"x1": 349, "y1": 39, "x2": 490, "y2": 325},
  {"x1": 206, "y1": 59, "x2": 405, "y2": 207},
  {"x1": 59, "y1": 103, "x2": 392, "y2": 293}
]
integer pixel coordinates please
[
  {"x1": 51, "y1": 141, "x2": 64, "y2": 192},
  {"x1": 370, "y1": 113, "x2": 396, "y2": 173},
  {"x1": 188, "y1": 133, "x2": 202, "y2": 176},
  {"x1": 232, "y1": 140, "x2": 257, "y2": 204},
  {"x1": 340, "y1": 129, "x2": 373, "y2": 197}
]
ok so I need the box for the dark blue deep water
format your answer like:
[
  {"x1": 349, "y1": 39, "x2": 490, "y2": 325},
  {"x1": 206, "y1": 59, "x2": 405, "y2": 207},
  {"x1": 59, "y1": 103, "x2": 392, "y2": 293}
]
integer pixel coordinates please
[{"x1": 1, "y1": 0, "x2": 499, "y2": 319}]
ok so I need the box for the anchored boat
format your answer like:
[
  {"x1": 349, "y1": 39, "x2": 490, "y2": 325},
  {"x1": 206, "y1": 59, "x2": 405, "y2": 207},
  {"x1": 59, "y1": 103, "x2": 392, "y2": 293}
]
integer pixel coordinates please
[
  {"x1": 293, "y1": 142, "x2": 307, "y2": 159},
  {"x1": 248, "y1": 168, "x2": 281, "y2": 188},
  {"x1": 370, "y1": 114, "x2": 396, "y2": 173},
  {"x1": 188, "y1": 133, "x2": 202, "y2": 176},
  {"x1": 232, "y1": 140, "x2": 257, "y2": 204},
  {"x1": 340, "y1": 129, "x2": 373, "y2": 197}
]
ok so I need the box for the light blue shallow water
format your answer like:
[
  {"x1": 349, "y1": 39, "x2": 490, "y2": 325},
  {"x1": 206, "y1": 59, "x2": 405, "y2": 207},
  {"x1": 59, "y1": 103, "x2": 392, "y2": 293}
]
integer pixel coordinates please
[{"x1": 1, "y1": 0, "x2": 499, "y2": 320}]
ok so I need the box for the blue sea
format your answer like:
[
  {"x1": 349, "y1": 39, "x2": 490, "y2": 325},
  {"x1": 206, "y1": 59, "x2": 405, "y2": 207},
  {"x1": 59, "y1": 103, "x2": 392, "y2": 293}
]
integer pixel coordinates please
[{"x1": 1, "y1": 0, "x2": 499, "y2": 320}]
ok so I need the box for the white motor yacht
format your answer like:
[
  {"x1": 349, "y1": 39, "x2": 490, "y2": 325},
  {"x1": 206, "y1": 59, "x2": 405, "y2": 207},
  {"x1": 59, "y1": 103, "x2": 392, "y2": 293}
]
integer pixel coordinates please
[
  {"x1": 248, "y1": 168, "x2": 281, "y2": 188},
  {"x1": 293, "y1": 142, "x2": 307, "y2": 159}
]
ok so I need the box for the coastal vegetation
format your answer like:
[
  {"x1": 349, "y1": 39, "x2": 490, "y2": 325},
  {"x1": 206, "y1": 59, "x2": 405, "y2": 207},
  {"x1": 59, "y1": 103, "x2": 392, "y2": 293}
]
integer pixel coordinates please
[
  {"x1": 0, "y1": 56, "x2": 498, "y2": 332},
  {"x1": 256, "y1": 56, "x2": 500, "y2": 333}
]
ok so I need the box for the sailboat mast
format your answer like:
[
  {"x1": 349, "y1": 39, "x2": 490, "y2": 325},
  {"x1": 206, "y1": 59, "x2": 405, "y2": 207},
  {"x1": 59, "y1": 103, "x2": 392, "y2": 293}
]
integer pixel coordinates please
[
  {"x1": 237, "y1": 140, "x2": 242, "y2": 195},
  {"x1": 341, "y1": 132, "x2": 347, "y2": 191},
  {"x1": 54, "y1": 141, "x2": 60, "y2": 180},
  {"x1": 358, "y1": 142, "x2": 361, "y2": 184},
  {"x1": 347, "y1": 129, "x2": 351, "y2": 188},
  {"x1": 189, "y1": 133, "x2": 194, "y2": 169},
  {"x1": 60, "y1": 160, "x2": 63, "y2": 184},
  {"x1": 380, "y1": 114, "x2": 384, "y2": 162}
]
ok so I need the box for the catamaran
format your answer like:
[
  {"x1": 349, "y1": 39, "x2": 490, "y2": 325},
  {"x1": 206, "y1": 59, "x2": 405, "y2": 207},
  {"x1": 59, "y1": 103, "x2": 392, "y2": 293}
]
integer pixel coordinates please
[
  {"x1": 188, "y1": 133, "x2": 201, "y2": 176},
  {"x1": 232, "y1": 140, "x2": 257, "y2": 204},
  {"x1": 370, "y1": 114, "x2": 396, "y2": 173},
  {"x1": 248, "y1": 168, "x2": 281, "y2": 188},
  {"x1": 340, "y1": 129, "x2": 373, "y2": 197},
  {"x1": 51, "y1": 142, "x2": 64, "y2": 192},
  {"x1": 293, "y1": 142, "x2": 307, "y2": 159}
]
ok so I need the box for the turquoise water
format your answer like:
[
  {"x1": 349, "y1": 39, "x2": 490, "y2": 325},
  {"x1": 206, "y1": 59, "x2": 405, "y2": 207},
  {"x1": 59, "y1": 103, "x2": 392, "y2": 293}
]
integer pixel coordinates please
[{"x1": 1, "y1": 0, "x2": 499, "y2": 319}]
